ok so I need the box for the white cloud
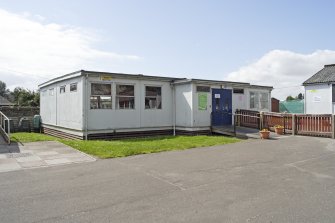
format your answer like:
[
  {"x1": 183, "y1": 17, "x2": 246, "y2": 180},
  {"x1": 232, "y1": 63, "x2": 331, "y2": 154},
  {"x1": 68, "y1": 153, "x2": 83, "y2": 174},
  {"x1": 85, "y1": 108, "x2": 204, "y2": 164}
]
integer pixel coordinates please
[
  {"x1": 226, "y1": 50, "x2": 335, "y2": 100},
  {"x1": 0, "y1": 9, "x2": 140, "y2": 90}
]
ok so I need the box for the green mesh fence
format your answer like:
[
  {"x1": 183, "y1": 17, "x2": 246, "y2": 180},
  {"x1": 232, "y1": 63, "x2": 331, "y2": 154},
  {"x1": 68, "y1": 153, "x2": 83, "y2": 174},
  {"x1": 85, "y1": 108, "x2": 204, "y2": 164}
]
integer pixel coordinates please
[{"x1": 279, "y1": 100, "x2": 304, "y2": 114}]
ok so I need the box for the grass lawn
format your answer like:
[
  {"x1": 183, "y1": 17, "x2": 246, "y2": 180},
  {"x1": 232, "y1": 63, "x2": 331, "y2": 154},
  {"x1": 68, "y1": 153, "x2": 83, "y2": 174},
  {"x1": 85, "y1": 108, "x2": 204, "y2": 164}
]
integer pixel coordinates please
[{"x1": 11, "y1": 133, "x2": 241, "y2": 159}]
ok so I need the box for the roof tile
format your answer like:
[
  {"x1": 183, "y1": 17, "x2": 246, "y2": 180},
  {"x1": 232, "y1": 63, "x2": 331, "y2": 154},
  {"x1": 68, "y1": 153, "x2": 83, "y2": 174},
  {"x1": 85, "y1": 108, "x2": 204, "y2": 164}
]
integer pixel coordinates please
[{"x1": 303, "y1": 64, "x2": 335, "y2": 85}]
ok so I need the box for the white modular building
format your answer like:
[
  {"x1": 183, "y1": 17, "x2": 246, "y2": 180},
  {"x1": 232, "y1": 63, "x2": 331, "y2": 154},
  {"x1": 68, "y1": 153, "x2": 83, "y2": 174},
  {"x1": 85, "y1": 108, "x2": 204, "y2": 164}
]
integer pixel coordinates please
[
  {"x1": 39, "y1": 70, "x2": 272, "y2": 139},
  {"x1": 303, "y1": 64, "x2": 335, "y2": 114}
]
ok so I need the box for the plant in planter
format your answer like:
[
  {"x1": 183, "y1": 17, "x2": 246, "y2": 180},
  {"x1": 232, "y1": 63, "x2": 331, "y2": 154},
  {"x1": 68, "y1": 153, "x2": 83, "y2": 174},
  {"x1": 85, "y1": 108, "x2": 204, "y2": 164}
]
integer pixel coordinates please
[
  {"x1": 259, "y1": 129, "x2": 270, "y2": 139},
  {"x1": 274, "y1": 125, "x2": 284, "y2": 135}
]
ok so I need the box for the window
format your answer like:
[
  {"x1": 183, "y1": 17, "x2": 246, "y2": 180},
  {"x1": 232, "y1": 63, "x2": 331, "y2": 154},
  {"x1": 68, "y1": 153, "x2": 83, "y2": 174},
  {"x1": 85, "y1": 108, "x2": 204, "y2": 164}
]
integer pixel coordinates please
[
  {"x1": 196, "y1": 86, "x2": 210, "y2": 92},
  {"x1": 249, "y1": 91, "x2": 269, "y2": 110},
  {"x1": 60, "y1": 86, "x2": 66, "y2": 94},
  {"x1": 215, "y1": 98, "x2": 220, "y2": 110},
  {"x1": 70, "y1": 83, "x2": 77, "y2": 92},
  {"x1": 333, "y1": 84, "x2": 335, "y2": 103},
  {"x1": 260, "y1": 92, "x2": 269, "y2": 109},
  {"x1": 41, "y1": 90, "x2": 47, "y2": 96},
  {"x1": 90, "y1": 83, "x2": 112, "y2": 109},
  {"x1": 145, "y1": 86, "x2": 162, "y2": 109},
  {"x1": 116, "y1": 84, "x2": 135, "y2": 109},
  {"x1": 49, "y1": 88, "x2": 54, "y2": 96},
  {"x1": 233, "y1": 88, "x2": 244, "y2": 94}
]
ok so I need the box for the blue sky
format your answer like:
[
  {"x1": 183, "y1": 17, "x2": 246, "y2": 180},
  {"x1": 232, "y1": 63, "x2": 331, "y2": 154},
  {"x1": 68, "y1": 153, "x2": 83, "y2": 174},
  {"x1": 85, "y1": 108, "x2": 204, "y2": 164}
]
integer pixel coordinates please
[{"x1": 0, "y1": 0, "x2": 335, "y2": 99}]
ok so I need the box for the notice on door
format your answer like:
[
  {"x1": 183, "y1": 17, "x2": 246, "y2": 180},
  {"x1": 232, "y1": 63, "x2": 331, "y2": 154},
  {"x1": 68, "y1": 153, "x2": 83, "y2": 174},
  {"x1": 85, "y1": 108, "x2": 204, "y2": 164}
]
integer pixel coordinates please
[
  {"x1": 198, "y1": 93, "x2": 207, "y2": 110},
  {"x1": 214, "y1": 94, "x2": 220, "y2": 98}
]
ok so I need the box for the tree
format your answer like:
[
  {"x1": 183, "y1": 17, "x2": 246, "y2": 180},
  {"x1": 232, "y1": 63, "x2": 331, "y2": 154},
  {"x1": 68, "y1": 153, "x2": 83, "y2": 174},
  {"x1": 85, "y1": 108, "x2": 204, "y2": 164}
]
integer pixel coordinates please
[
  {"x1": 11, "y1": 87, "x2": 39, "y2": 107},
  {"x1": 297, "y1": 93, "x2": 303, "y2": 100},
  {"x1": 0, "y1": 80, "x2": 10, "y2": 98},
  {"x1": 286, "y1": 95, "x2": 295, "y2": 101}
]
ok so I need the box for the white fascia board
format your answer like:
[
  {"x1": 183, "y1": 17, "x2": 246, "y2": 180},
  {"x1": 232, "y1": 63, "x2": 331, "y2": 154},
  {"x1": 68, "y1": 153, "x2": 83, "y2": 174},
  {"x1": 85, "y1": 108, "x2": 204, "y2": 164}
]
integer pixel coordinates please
[{"x1": 38, "y1": 71, "x2": 83, "y2": 89}]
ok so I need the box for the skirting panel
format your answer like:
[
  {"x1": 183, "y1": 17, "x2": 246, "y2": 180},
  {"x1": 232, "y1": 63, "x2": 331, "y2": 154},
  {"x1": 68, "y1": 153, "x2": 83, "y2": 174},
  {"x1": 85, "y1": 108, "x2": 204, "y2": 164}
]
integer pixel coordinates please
[
  {"x1": 175, "y1": 129, "x2": 211, "y2": 136},
  {"x1": 88, "y1": 129, "x2": 173, "y2": 140},
  {"x1": 42, "y1": 127, "x2": 211, "y2": 140},
  {"x1": 43, "y1": 127, "x2": 84, "y2": 140}
]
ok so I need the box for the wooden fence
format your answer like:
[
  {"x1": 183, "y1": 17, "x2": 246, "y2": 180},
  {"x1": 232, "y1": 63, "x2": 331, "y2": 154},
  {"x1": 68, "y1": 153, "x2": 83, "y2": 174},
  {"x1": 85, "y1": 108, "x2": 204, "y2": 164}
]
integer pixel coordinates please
[
  {"x1": 295, "y1": 114, "x2": 332, "y2": 137},
  {"x1": 235, "y1": 109, "x2": 260, "y2": 129},
  {"x1": 235, "y1": 110, "x2": 335, "y2": 138}
]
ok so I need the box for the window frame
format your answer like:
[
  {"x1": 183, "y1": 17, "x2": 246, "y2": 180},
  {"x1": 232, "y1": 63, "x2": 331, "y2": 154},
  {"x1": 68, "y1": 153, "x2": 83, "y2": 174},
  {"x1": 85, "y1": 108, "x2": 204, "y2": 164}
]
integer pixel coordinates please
[
  {"x1": 115, "y1": 84, "x2": 135, "y2": 110},
  {"x1": 59, "y1": 85, "x2": 66, "y2": 94},
  {"x1": 41, "y1": 90, "x2": 47, "y2": 96},
  {"x1": 90, "y1": 82, "x2": 112, "y2": 110},
  {"x1": 249, "y1": 91, "x2": 269, "y2": 110},
  {"x1": 70, "y1": 83, "x2": 77, "y2": 92},
  {"x1": 233, "y1": 88, "x2": 244, "y2": 94},
  {"x1": 260, "y1": 92, "x2": 269, "y2": 109},
  {"x1": 332, "y1": 84, "x2": 335, "y2": 103},
  {"x1": 49, "y1": 88, "x2": 54, "y2": 96},
  {"x1": 145, "y1": 86, "x2": 162, "y2": 110},
  {"x1": 196, "y1": 85, "x2": 211, "y2": 93}
]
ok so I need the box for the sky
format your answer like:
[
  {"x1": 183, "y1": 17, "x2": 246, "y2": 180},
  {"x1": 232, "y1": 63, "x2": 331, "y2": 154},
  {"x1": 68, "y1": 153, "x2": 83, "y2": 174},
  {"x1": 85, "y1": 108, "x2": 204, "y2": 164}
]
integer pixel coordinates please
[{"x1": 1, "y1": 0, "x2": 335, "y2": 100}]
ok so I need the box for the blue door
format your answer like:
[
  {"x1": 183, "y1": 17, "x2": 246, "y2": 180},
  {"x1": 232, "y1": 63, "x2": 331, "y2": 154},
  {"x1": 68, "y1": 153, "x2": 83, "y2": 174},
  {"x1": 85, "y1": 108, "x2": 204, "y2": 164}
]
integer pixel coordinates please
[{"x1": 212, "y1": 89, "x2": 232, "y2": 126}]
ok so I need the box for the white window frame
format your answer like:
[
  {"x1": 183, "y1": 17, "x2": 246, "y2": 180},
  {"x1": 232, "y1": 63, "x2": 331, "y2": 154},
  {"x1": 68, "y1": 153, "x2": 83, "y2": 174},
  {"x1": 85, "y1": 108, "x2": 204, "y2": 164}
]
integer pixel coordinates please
[
  {"x1": 70, "y1": 83, "x2": 77, "y2": 92},
  {"x1": 115, "y1": 84, "x2": 135, "y2": 110},
  {"x1": 90, "y1": 82, "x2": 112, "y2": 109},
  {"x1": 249, "y1": 91, "x2": 269, "y2": 110},
  {"x1": 145, "y1": 85, "x2": 162, "y2": 109},
  {"x1": 49, "y1": 88, "x2": 54, "y2": 96},
  {"x1": 59, "y1": 85, "x2": 66, "y2": 94},
  {"x1": 41, "y1": 90, "x2": 47, "y2": 96}
]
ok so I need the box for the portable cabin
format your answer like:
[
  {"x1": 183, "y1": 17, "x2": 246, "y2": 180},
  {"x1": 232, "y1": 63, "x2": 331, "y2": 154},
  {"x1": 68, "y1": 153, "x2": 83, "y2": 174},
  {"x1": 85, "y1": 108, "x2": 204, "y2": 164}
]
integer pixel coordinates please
[
  {"x1": 303, "y1": 64, "x2": 335, "y2": 114},
  {"x1": 39, "y1": 70, "x2": 272, "y2": 139}
]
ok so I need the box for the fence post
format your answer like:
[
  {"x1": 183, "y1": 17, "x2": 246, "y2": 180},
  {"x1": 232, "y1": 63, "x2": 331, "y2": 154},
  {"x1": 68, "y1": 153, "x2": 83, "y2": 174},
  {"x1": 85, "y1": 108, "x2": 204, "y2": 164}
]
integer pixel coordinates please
[
  {"x1": 332, "y1": 115, "x2": 335, "y2": 139},
  {"x1": 283, "y1": 115, "x2": 286, "y2": 134},
  {"x1": 259, "y1": 112, "x2": 263, "y2": 130},
  {"x1": 292, "y1": 114, "x2": 296, "y2": 136}
]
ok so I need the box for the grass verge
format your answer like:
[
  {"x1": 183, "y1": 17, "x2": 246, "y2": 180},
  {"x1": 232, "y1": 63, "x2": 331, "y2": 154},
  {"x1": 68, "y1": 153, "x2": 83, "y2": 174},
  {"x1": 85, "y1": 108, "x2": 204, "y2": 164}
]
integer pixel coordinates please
[{"x1": 11, "y1": 133, "x2": 241, "y2": 159}]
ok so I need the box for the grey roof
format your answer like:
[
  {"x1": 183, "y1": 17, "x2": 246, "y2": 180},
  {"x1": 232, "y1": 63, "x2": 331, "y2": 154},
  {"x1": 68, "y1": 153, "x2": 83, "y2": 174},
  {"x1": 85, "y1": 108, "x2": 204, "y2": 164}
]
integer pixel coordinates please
[
  {"x1": 303, "y1": 64, "x2": 335, "y2": 85},
  {"x1": 38, "y1": 70, "x2": 185, "y2": 88},
  {"x1": 0, "y1": 96, "x2": 13, "y2": 106},
  {"x1": 38, "y1": 69, "x2": 273, "y2": 90}
]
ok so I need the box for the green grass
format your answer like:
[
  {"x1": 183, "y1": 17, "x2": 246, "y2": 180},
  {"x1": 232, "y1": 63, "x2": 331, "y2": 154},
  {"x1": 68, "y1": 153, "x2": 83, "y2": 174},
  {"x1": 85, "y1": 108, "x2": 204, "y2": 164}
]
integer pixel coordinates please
[{"x1": 11, "y1": 133, "x2": 241, "y2": 159}]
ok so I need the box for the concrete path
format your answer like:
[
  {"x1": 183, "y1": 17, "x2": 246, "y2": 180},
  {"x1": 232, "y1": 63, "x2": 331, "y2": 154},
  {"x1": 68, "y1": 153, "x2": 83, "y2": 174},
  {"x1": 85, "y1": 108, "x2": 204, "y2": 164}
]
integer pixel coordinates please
[
  {"x1": 1, "y1": 135, "x2": 335, "y2": 222},
  {"x1": 236, "y1": 126, "x2": 290, "y2": 139},
  {"x1": 0, "y1": 140, "x2": 95, "y2": 172}
]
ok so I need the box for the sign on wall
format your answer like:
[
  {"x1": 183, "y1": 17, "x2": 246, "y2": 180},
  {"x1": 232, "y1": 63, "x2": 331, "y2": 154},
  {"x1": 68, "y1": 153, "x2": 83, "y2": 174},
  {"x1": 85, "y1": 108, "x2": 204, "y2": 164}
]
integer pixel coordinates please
[
  {"x1": 313, "y1": 96, "x2": 321, "y2": 102},
  {"x1": 100, "y1": 75, "x2": 113, "y2": 81},
  {"x1": 198, "y1": 93, "x2": 207, "y2": 110},
  {"x1": 214, "y1": 94, "x2": 220, "y2": 98}
]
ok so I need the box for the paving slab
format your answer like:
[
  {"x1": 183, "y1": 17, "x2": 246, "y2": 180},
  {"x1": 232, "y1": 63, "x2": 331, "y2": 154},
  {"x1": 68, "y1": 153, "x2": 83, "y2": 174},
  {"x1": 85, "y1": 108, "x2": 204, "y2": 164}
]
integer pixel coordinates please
[
  {"x1": 44, "y1": 158, "x2": 72, "y2": 165},
  {"x1": 0, "y1": 141, "x2": 95, "y2": 172},
  {"x1": 0, "y1": 161, "x2": 21, "y2": 172}
]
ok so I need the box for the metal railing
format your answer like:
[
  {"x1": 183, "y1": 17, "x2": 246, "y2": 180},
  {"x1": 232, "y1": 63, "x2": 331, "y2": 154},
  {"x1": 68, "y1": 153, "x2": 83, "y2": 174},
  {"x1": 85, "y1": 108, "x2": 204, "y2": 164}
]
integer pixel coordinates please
[{"x1": 0, "y1": 111, "x2": 10, "y2": 144}]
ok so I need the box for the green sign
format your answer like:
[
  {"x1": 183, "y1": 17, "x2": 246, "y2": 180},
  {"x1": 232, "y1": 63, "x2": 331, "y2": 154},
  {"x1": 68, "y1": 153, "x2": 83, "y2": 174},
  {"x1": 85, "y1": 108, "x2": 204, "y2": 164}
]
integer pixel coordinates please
[{"x1": 198, "y1": 93, "x2": 207, "y2": 110}]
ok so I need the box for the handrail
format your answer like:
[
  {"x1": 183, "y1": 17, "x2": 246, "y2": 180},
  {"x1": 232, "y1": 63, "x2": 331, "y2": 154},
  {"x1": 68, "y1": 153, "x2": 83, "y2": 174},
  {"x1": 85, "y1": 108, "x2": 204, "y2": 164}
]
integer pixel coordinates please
[
  {"x1": 0, "y1": 111, "x2": 10, "y2": 144},
  {"x1": 234, "y1": 113, "x2": 260, "y2": 119}
]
